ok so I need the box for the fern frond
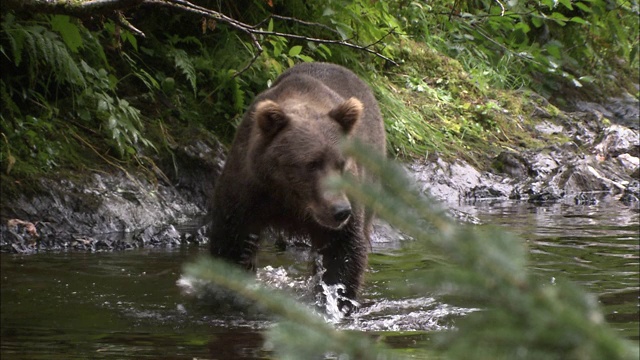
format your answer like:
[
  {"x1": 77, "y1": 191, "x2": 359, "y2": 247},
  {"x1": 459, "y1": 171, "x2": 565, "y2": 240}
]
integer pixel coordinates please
[
  {"x1": 168, "y1": 48, "x2": 197, "y2": 94},
  {"x1": 2, "y1": 15, "x2": 85, "y2": 88}
]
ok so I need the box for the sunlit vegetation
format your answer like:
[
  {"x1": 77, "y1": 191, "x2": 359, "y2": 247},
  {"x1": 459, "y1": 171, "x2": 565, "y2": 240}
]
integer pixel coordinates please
[{"x1": 1, "y1": 0, "x2": 638, "y2": 194}]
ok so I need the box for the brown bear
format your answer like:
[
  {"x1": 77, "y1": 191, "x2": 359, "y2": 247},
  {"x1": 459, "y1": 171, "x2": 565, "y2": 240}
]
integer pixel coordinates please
[{"x1": 208, "y1": 62, "x2": 386, "y2": 313}]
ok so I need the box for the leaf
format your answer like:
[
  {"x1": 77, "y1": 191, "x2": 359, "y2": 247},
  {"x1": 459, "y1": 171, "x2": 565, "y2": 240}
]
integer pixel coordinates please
[
  {"x1": 170, "y1": 48, "x2": 197, "y2": 94},
  {"x1": 569, "y1": 17, "x2": 588, "y2": 25},
  {"x1": 545, "y1": 41, "x2": 563, "y2": 59},
  {"x1": 288, "y1": 45, "x2": 302, "y2": 57},
  {"x1": 558, "y1": 0, "x2": 573, "y2": 10},
  {"x1": 531, "y1": 16, "x2": 544, "y2": 28},
  {"x1": 630, "y1": 45, "x2": 638, "y2": 66},
  {"x1": 297, "y1": 54, "x2": 314, "y2": 62},
  {"x1": 515, "y1": 22, "x2": 531, "y2": 34},
  {"x1": 121, "y1": 31, "x2": 138, "y2": 51},
  {"x1": 574, "y1": 2, "x2": 592, "y2": 12},
  {"x1": 322, "y1": 7, "x2": 336, "y2": 17},
  {"x1": 550, "y1": 12, "x2": 569, "y2": 25},
  {"x1": 49, "y1": 15, "x2": 82, "y2": 53},
  {"x1": 578, "y1": 75, "x2": 595, "y2": 83}
]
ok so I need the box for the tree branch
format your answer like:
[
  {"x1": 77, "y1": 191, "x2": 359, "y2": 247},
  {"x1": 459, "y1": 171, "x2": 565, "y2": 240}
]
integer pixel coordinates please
[
  {"x1": 4, "y1": 0, "x2": 145, "y2": 15},
  {"x1": 148, "y1": 0, "x2": 398, "y2": 69},
  {"x1": 5, "y1": 0, "x2": 398, "y2": 72}
]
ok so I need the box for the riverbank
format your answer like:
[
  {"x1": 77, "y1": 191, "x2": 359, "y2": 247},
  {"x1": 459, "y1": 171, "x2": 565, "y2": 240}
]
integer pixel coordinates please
[{"x1": 1, "y1": 89, "x2": 637, "y2": 253}]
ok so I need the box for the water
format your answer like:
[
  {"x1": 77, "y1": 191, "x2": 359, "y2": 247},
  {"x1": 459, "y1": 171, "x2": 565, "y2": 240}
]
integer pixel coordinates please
[{"x1": 1, "y1": 199, "x2": 638, "y2": 358}]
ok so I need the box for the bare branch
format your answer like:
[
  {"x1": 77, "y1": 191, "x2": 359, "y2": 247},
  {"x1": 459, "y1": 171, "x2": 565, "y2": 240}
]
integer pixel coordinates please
[
  {"x1": 253, "y1": 14, "x2": 342, "y2": 38},
  {"x1": 4, "y1": 0, "x2": 399, "y2": 69},
  {"x1": 233, "y1": 33, "x2": 264, "y2": 79},
  {"x1": 146, "y1": 0, "x2": 398, "y2": 67},
  {"x1": 3, "y1": 0, "x2": 145, "y2": 15},
  {"x1": 114, "y1": 11, "x2": 145, "y2": 37},
  {"x1": 363, "y1": 28, "x2": 396, "y2": 50}
]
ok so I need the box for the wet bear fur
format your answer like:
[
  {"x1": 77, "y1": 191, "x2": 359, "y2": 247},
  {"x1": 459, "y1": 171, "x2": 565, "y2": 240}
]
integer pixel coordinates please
[{"x1": 208, "y1": 62, "x2": 386, "y2": 312}]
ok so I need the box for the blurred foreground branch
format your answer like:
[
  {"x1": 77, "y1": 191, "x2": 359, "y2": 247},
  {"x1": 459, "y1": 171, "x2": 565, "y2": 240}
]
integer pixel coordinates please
[{"x1": 184, "y1": 143, "x2": 639, "y2": 359}]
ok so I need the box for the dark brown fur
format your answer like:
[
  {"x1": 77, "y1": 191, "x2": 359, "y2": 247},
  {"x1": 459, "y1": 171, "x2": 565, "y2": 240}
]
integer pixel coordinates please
[{"x1": 209, "y1": 63, "x2": 386, "y2": 311}]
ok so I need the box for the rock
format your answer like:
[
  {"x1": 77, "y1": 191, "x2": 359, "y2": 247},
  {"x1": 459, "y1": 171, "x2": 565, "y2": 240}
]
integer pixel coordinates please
[
  {"x1": 2, "y1": 91, "x2": 638, "y2": 253},
  {"x1": 411, "y1": 158, "x2": 513, "y2": 205},
  {"x1": 575, "y1": 92, "x2": 640, "y2": 129},
  {"x1": 492, "y1": 151, "x2": 530, "y2": 179},
  {"x1": 594, "y1": 124, "x2": 640, "y2": 159},
  {"x1": 620, "y1": 181, "x2": 640, "y2": 206},
  {"x1": 465, "y1": 186, "x2": 505, "y2": 200},
  {"x1": 615, "y1": 154, "x2": 639, "y2": 175},
  {"x1": 133, "y1": 224, "x2": 182, "y2": 247},
  {"x1": 0, "y1": 135, "x2": 225, "y2": 253},
  {"x1": 535, "y1": 120, "x2": 564, "y2": 135}
]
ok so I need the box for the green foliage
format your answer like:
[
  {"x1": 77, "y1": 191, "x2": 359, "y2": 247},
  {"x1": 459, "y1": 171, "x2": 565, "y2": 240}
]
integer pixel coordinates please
[
  {"x1": 184, "y1": 143, "x2": 640, "y2": 359},
  {"x1": 165, "y1": 34, "x2": 200, "y2": 94},
  {"x1": 393, "y1": 0, "x2": 639, "y2": 95},
  {"x1": 1, "y1": 11, "x2": 157, "y2": 186},
  {"x1": 1, "y1": 13, "x2": 85, "y2": 87},
  {"x1": 1, "y1": 0, "x2": 637, "y2": 193}
]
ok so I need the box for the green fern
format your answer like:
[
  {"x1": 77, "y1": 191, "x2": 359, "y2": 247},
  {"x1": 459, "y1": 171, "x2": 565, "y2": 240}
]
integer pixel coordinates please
[
  {"x1": 168, "y1": 47, "x2": 197, "y2": 94},
  {"x1": 2, "y1": 13, "x2": 85, "y2": 88}
]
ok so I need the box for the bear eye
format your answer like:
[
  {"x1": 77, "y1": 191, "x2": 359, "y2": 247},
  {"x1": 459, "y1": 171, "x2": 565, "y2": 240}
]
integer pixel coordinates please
[{"x1": 307, "y1": 158, "x2": 324, "y2": 171}]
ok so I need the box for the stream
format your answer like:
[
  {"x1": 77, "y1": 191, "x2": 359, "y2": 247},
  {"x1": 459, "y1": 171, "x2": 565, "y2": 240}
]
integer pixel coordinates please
[{"x1": 1, "y1": 198, "x2": 638, "y2": 359}]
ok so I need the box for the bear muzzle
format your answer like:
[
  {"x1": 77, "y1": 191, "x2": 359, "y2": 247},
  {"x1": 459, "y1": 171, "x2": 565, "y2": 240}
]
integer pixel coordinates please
[
  {"x1": 310, "y1": 192, "x2": 352, "y2": 229},
  {"x1": 332, "y1": 203, "x2": 352, "y2": 223}
]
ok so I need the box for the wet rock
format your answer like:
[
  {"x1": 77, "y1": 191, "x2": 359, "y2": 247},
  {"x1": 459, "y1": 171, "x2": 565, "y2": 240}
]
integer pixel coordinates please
[
  {"x1": 410, "y1": 158, "x2": 513, "y2": 204},
  {"x1": 465, "y1": 186, "x2": 505, "y2": 201},
  {"x1": 0, "y1": 134, "x2": 226, "y2": 253},
  {"x1": 370, "y1": 219, "x2": 410, "y2": 248},
  {"x1": 620, "y1": 180, "x2": 640, "y2": 206},
  {"x1": 615, "y1": 154, "x2": 639, "y2": 175},
  {"x1": 0, "y1": 219, "x2": 39, "y2": 253},
  {"x1": 575, "y1": 92, "x2": 640, "y2": 129},
  {"x1": 527, "y1": 150, "x2": 561, "y2": 178},
  {"x1": 573, "y1": 192, "x2": 601, "y2": 206},
  {"x1": 492, "y1": 152, "x2": 530, "y2": 179},
  {"x1": 158, "y1": 136, "x2": 227, "y2": 211},
  {"x1": 133, "y1": 225, "x2": 182, "y2": 247},
  {"x1": 525, "y1": 184, "x2": 564, "y2": 203},
  {"x1": 561, "y1": 111, "x2": 605, "y2": 147},
  {"x1": 594, "y1": 124, "x2": 640, "y2": 159},
  {"x1": 181, "y1": 224, "x2": 209, "y2": 245},
  {"x1": 534, "y1": 120, "x2": 564, "y2": 135}
]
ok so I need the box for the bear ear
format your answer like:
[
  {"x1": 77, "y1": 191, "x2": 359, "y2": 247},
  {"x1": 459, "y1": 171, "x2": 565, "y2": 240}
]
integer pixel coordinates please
[
  {"x1": 255, "y1": 100, "x2": 288, "y2": 138},
  {"x1": 329, "y1": 97, "x2": 363, "y2": 133}
]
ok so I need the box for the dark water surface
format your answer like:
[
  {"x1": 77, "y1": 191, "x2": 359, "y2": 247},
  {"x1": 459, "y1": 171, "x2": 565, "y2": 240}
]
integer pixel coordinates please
[{"x1": 2, "y1": 199, "x2": 638, "y2": 359}]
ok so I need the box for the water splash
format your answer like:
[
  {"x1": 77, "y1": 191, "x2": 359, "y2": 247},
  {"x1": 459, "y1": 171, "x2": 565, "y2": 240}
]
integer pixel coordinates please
[
  {"x1": 177, "y1": 261, "x2": 473, "y2": 332},
  {"x1": 344, "y1": 297, "x2": 476, "y2": 332}
]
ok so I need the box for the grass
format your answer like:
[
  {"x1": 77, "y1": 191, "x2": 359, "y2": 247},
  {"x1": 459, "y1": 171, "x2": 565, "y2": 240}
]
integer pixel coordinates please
[{"x1": 368, "y1": 40, "x2": 562, "y2": 169}]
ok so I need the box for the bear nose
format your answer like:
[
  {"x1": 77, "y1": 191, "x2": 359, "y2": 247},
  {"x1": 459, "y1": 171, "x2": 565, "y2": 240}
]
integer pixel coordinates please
[{"x1": 333, "y1": 204, "x2": 352, "y2": 223}]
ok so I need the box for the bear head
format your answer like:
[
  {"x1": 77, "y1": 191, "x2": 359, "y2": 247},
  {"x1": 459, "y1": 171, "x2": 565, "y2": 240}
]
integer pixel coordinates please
[{"x1": 248, "y1": 97, "x2": 363, "y2": 229}]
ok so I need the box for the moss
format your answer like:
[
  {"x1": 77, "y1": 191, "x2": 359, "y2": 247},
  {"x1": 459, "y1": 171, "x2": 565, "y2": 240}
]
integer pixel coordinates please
[{"x1": 368, "y1": 40, "x2": 571, "y2": 170}]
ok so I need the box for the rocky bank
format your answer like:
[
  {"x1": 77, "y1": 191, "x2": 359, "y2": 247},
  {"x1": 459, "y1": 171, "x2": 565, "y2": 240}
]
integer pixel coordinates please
[{"x1": 1, "y1": 94, "x2": 638, "y2": 254}]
